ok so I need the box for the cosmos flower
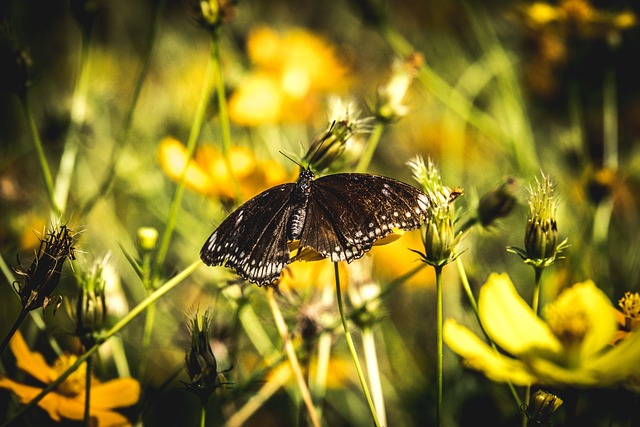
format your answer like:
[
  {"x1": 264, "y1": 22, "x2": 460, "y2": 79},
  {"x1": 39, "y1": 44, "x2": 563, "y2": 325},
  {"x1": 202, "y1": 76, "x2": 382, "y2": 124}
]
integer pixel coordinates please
[
  {"x1": 0, "y1": 331, "x2": 140, "y2": 426},
  {"x1": 444, "y1": 273, "x2": 640, "y2": 388},
  {"x1": 228, "y1": 26, "x2": 351, "y2": 125},
  {"x1": 157, "y1": 136, "x2": 292, "y2": 202}
]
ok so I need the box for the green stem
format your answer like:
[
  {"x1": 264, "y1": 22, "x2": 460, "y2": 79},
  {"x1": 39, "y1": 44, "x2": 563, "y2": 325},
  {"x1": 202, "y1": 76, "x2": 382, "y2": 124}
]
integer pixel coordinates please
[
  {"x1": 0, "y1": 260, "x2": 201, "y2": 427},
  {"x1": 311, "y1": 280, "x2": 334, "y2": 419},
  {"x1": 434, "y1": 265, "x2": 443, "y2": 427},
  {"x1": 79, "y1": 0, "x2": 165, "y2": 216},
  {"x1": 362, "y1": 326, "x2": 386, "y2": 426},
  {"x1": 603, "y1": 68, "x2": 618, "y2": 171},
  {"x1": 210, "y1": 29, "x2": 241, "y2": 201},
  {"x1": 356, "y1": 122, "x2": 384, "y2": 173},
  {"x1": 21, "y1": 96, "x2": 59, "y2": 216},
  {"x1": 155, "y1": 36, "x2": 217, "y2": 268},
  {"x1": 83, "y1": 354, "x2": 92, "y2": 427},
  {"x1": 455, "y1": 257, "x2": 521, "y2": 408},
  {"x1": 266, "y1": 289, "x2": 320, "y2": 427},
  {"x1": 522, "y1": 267, "x2": 544, "y2": 427},
  {"x1": 200, "y1": 397, "x2": 207, "y2": 427},
  {"x1": 53, "y1": 31, "x2": 92, "y2": 219},
  {"x1": 334, "y1": 262, "x2": 381, "y2": 427}
]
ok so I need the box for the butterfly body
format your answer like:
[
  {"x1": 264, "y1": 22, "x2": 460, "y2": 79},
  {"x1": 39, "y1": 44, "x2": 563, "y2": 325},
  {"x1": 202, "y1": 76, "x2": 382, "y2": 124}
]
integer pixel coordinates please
[{"x1": 201, "y1": 169, "x2": 431, "y2": 286}]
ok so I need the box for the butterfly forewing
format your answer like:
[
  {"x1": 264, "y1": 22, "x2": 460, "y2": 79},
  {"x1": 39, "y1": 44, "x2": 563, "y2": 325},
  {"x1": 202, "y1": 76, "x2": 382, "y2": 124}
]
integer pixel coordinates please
[
  {"x1": 201, "y1": 171, "x2": 432, "y2": 286},
  {"x1": 300, "y1": 174, "x2": 431, "y2": 263},
  {"x1": 200, "y1": 183, "x2": 295, "y2": 286}
]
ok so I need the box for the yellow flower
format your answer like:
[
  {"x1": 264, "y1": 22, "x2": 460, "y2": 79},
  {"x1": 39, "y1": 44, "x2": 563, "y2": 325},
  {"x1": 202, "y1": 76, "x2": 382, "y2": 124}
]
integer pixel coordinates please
[
  {"x1": 0, "y1": 331, "x2": 140, "y2": 426},
  {"x1": 229, "y1": 26, "x2": 351, "y2": 125},
  {"x1": 157, "y1": 136, "x2": 292, "y2": 202},
  {"x1": 444, "y1": 273, "x2": 640, "y2": 387}
]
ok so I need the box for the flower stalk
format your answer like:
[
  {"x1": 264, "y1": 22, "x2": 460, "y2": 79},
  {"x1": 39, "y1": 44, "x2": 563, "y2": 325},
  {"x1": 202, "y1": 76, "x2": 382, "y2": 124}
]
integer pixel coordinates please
[{"x1": 333, "y1": 262, "x2": 381, "y2": 427}]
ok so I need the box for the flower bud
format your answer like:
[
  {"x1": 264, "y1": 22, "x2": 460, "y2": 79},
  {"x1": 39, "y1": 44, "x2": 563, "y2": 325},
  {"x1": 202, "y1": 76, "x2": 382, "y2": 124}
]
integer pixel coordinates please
[
  {"x1": 302, "y1": 98, "x2": 372, "y2": 172},
  {"x1": 75, "y1": 254, "x2": 111, "y2": 347},
  {"x1": 508, "y1": 173, "x2": 568, "y2": 268},
  {"x1": 523, "y1": 389, "x2": 563, "y2": 425},
  {"x1": 184, "y1": 308, "x2": 230, "y2": 400},
  {"x1": 375, "y1": 53, "x2": 422, "y2": 123},
  {"x1": 137, "y1": 227, "x2": 158, "y2": 252},
  {"x1": 476, "y1": 177, "x2": 518, "y2": 227},
  {"x1": 407, "y1": 156, "x2": 463, "y2": 267},
  {"x1": 12, "y1": 224, "x2": 76, "y2": 313},
  {"x1": 193, "y1": 0, "x2": 236, "y2": 31}
]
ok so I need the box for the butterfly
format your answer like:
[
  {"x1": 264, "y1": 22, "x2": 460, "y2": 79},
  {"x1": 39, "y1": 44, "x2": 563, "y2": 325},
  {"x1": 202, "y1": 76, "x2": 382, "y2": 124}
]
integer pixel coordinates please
[{"x1": 200, "y1": 168, "x2": 432, "y2": 286}]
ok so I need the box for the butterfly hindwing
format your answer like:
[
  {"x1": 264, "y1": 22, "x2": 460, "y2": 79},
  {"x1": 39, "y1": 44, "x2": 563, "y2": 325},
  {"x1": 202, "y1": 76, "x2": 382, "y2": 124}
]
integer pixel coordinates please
[
  {"x1": 200, "y1": 183, "x2": 296, "y2": 286},
  {"x1": 300, "y1": 173, "x2": 431, "y2": 263},
  {"x1": 201, "y1": 171, "x2": 432, "y2": 286}
]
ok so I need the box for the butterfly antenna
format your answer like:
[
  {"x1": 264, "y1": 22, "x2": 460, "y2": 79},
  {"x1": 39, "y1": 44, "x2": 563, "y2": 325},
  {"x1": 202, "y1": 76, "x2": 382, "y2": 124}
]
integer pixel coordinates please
[{"x1": 279, "y1": 150, "x2": 304, "y2": 169}]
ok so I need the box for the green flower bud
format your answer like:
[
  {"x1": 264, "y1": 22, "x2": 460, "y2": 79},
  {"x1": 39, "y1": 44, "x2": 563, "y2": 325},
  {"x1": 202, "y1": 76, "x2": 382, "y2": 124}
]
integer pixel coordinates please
[
  {"x1": 508, "y1": 173, "x2": 568, "y2": 268},
  {"x1": 137, "y1": 227, "x2": 158, "y2": 252}
]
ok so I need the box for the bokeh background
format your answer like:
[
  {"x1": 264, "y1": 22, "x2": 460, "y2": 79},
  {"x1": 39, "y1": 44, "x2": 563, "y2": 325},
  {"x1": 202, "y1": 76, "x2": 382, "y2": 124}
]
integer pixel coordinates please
[{"x1": 2, "y1": 0, "x2": 640, "y2": 426}]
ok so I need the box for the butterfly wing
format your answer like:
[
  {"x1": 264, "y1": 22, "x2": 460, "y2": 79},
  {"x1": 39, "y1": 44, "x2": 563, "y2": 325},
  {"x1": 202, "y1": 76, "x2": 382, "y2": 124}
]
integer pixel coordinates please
[
  {"x1": 200, "y1": 183, "x2": 296, "y2": 286},
  {"x1": 299, "y1": 173, "x2": 431, "y2": 262}
]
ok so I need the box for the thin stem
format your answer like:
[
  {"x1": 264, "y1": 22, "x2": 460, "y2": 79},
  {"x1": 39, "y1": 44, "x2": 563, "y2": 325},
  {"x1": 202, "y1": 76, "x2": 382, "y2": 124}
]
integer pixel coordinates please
[
  {"x1": 334, "y1": 262, "x2": 381, "y2": 427},
  {"x1": 211, "y1": 29, "x2": 241, "y2": 201},
  {"x1": 311, "y1": 279, "x2": 334, "y2": 419},
  {"x1": 455, "y1": 257, "x2": 521, "y2": 408},
  {"x1": 356, "y1": 122, "x2": 384, "y2": 173},
  {"x1": 224, "y1": 363, "x2": 292, "y2": 427},
  {"x1": 0, "y1": 260, "x2": 201, "y2": 427},
  {"x1": 155, "y1": 37, "x2": 217, "y2": 268},
  {"x1": 266, "y1": 288, "x2": 320, "y2": 427},
  {"x1": 603, "y1": 68, "x2": 618, "y2": 171},
  {"x1": 0, "y1": 309, "x2": 29, "y2": 356},
  {"x1": 21, "y1": 96, "x2": 59, "y2": 216},
  {"x1": 362, "y1": 326, "x2": 387, "y2": 426},
  {"x1": 53, "y1": 30, "x2": 92, "y2": 220},
  {"x1": 79, "y1": 0, "x2": 165, "y2": 216},
  {"x1": 200, "y1": 397, "x2": 207, "y2": 427},
  {"x1": 522, "y1": 266, "x2": 544, "y2": 427},
  {"x1": 83, "y1": 354, "x2": 92, "y2": 427},
  {"x1": 434, "y1": 265, "x2": 443, "y2": 427}
]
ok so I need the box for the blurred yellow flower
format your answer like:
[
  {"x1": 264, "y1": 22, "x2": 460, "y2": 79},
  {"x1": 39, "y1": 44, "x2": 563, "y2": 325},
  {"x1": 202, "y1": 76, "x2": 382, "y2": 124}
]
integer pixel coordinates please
[
  {"x1": 370, "y1": 230, "x2": 435, "y2": 288},
  {"x1": 0, "y1": 331, "x2": 140, "y2": 426},
  {"x1": 229, "y1": 26, "x2": 351, "y2": 125},
  {"x1": 157, "y1": 136, "x2": 292, "y2": 201},
  {"x1": 444, "y1": 273, "x2": 640, "y2": 387}
]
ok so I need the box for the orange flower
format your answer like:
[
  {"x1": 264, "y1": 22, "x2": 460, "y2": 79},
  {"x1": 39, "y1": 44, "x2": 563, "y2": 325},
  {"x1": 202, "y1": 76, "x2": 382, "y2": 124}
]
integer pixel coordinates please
[
  {"x1": 0, "y1": 331, "x2": 140, "y2": 426},
  {"x1": 157, "y1": 136, "x2": 293, "y2": 202},
  {"x1": 229, "y1": 26, "x2": 351, "y2": 125}
]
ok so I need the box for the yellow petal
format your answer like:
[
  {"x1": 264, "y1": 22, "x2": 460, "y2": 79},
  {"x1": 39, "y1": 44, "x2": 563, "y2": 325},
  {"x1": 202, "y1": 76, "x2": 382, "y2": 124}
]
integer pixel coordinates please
[
  {"x1": 90, "y1": 378, "x2": 141, "y2": 409},
  {"x1": 443, "y1": 319, "x2": 536, "y2": 386},
  {"x1": 158, "y1": 136, "x2": 214, "y2": 194},
  {"x1": 586, "y1": 329, "x2": 640, "y2": 386},
  {"x1": 228, "y1": 73, "x2": 283, "y2": 126},
  {"x1": 567, "y1": 280, "x2": 617, "y2": 360},
  {"x1": 479, "y1": 273, "x2": 562, "y2": 356},
  {"x1": 40, "y1": 392, "x2": 133, "y2": 427},
  {"x1": 9, "y1": 330, "x2": 58, "y2": 384}
]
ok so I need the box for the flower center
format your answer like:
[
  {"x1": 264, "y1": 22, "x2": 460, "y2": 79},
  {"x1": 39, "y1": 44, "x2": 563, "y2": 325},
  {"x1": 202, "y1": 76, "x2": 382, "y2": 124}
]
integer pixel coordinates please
[
  {"x1": 545, "y1": 293, "x2": 590, "y2": 348},
  {"x1": 619, "y1": 292, "x2": 640, "y2": 320},
  {"x1": 53, "y1": 354, "x2": 86, "y2": 396}
]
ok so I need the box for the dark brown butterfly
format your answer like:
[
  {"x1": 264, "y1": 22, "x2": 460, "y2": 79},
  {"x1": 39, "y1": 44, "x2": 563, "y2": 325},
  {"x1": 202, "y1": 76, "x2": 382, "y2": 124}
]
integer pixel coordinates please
[{"x1": 201, "y1": 168, "x2": 431, "y2": 286}]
